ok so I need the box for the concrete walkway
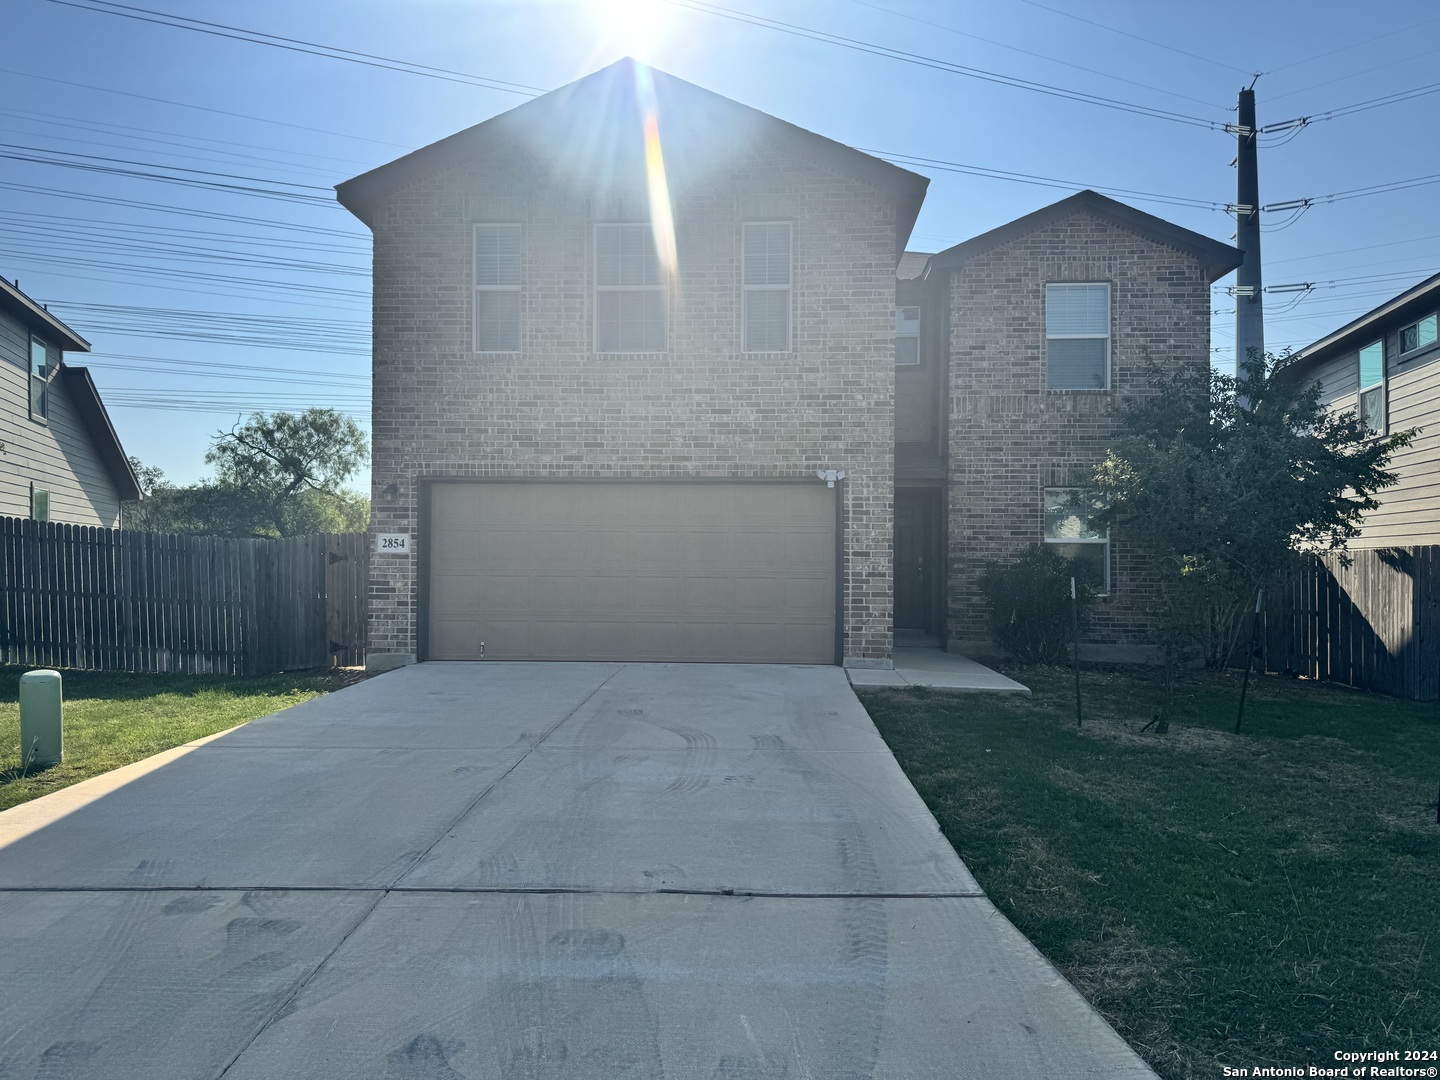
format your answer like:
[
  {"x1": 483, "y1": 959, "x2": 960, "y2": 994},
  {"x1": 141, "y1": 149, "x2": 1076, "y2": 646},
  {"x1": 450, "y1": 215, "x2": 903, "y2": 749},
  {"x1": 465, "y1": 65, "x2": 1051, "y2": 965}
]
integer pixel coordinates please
[
  {"x1": 0, "y1": 662, "x2": 1148, "y2": 1079},
  {"x1": 849, "y1": 646, "x2": 1032, "y2": 692}
]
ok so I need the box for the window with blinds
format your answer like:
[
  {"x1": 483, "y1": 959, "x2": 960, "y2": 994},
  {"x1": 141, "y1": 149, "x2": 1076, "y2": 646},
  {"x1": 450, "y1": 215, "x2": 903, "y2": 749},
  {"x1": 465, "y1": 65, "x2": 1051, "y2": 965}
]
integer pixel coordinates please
[
  {"x1": 1045, "y1": 283, "x2": 1110, "y2": 390},
  {"x1": 1358, "y1": 339, "x2": 1385, "y2": 434},
  {"x1": 596, "y1": 223, "x2": 665, "y2": 353},
  {"x1": 743, "y1": 222, "x2": 792, "y2": 353},
  {"x1": 473, "y1": 224, "x2": 521, "y2": 352}
]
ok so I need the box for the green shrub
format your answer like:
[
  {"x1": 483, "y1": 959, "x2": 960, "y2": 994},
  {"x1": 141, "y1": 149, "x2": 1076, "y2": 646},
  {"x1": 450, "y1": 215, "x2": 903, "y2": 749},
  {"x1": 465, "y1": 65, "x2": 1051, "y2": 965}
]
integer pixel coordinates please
[{"x1": 978, "y1": 544, "x2": 1096, "y2": 663}]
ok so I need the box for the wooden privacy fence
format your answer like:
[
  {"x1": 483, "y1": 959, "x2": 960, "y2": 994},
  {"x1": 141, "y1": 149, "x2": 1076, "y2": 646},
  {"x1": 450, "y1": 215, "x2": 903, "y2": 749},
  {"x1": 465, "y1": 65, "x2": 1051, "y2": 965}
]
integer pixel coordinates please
[
  {"x1": 1261, "y1": 546, "x2": 1440, "y2": 701},
  {"x1": 0, "y1": 517, "x2": 368, "y2": 675}
]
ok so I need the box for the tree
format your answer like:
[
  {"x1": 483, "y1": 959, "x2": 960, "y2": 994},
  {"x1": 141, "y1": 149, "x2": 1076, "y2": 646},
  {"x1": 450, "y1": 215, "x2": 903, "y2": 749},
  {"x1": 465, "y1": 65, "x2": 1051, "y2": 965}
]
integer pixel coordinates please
[
  {"x1": 1091, "y1": 352, "x2": 1413, "y2": 729},
  {"x1": 120, "y1": 409, "x2": 370, "y2": 538},
  {"x1": 205, "y1": 408, "x2": 369, "y2": 537}
]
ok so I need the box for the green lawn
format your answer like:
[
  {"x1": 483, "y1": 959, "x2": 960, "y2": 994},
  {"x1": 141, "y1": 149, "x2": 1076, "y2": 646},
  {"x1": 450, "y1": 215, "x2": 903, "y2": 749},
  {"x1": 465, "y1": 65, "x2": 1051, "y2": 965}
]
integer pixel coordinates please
[
  {"x1": 859, "y1": 667, "x2": 1440, "y2": 1080},
  {"x1": 0, "y1": 666, "x2": 369, "y2": 813}
]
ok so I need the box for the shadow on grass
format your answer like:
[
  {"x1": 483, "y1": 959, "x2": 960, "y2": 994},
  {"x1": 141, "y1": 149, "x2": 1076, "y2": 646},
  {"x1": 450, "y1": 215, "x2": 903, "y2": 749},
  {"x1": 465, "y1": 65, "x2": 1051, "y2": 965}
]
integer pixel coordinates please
[{"x1": 0, "y1": 666, "x2": 371, "y2": 706}]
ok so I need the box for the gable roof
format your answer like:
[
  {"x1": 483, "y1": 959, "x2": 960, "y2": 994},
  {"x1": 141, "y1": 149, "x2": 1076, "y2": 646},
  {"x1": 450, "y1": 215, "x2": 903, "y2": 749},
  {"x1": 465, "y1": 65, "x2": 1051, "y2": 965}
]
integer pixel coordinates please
[
  {"x1": 924, "y1": 190, "x2": 1242, "y2": 283},
  {"x1": 58, "y1": 366, "x2": 143, "y2": 503},
  {"x1": 1282, "y1": 271, "x2": 1440, "y2": 378},
  {"x1": 337, "y1": 58, "x2": 929, "y2": 259},
  {"x1": 896, "y1": 250, "x2": 932, "y2": 281},
  {"x1": 0, "y1": 274, "x2": 140, "y2": 503},
  {"x1": 0, "y1": 276, "x2": 90, "y2": 352}
]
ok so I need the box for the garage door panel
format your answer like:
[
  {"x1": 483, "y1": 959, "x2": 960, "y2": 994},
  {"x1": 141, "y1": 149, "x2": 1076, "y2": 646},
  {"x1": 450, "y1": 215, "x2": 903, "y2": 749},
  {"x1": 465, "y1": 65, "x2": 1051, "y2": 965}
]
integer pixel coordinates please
[
  {"x1": 632, "y1": 576, "x2": 683, "y2": 613},
  {"x1": 428, "y1": 483, "x2": 836, "y2": 663},
  {"x1": 679, "y1": 531, "x2": 732, "y2": 568},
  {"x1": 785, "y1": 575, "x2": 834, "y2": 612}
]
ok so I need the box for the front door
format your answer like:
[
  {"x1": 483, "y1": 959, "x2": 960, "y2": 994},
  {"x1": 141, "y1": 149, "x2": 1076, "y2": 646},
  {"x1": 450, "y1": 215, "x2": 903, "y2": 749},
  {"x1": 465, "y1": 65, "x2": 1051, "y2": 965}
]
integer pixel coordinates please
[{"x1": 894, "y1": 488, "x2": 938, "y2": 631}]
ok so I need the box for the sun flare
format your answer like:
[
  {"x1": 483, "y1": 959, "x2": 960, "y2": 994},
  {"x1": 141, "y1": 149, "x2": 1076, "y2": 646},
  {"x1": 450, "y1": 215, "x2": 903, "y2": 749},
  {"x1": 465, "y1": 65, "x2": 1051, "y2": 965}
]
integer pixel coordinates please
[{"x1": 582, "y1": 0, "x2": 674, "y2": 60}]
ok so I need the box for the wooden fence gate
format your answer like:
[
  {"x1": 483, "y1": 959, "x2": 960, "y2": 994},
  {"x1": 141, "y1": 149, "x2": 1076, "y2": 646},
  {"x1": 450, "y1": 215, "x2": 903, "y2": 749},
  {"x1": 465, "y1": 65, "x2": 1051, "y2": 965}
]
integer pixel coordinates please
[{"x1": 0, "y1": 518, "x2": 368, "y2": 676}]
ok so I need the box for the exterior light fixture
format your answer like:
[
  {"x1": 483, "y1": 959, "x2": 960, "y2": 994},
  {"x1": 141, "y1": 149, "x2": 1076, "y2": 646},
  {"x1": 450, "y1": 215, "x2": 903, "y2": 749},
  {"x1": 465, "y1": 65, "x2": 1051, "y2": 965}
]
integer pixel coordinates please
[{"x1": 816, "y1": 469, "x2": 846, "y2": 488}]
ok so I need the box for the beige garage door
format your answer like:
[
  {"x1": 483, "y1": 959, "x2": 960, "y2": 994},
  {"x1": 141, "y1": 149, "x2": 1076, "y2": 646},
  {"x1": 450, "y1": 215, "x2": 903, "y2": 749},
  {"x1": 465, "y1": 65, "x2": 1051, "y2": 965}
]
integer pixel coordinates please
[{"x1": 427, "y1": 482, "x2": 837, "y2": 663}]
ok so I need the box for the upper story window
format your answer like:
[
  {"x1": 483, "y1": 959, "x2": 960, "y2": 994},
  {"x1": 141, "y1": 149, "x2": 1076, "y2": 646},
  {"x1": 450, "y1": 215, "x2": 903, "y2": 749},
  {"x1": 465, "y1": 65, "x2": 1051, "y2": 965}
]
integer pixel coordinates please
[
  {"x1": 1358, "y1": 338, "x2": 1385, "y2": 434},
  {"x1": 895, "y1": 306, "x2": 920, "y2": 366},
  {"x1": 1044, "y1": 488, "x2": 1109, "y2": 595},
  {"x1": 473, "y1": 223, "x2": 521, "y2": 353},
  {"x1": 1400, "y1": 313, "x2": 1437, "y2": 356},
  {"x1": 1045, "y1": 283, "x2": 1110, "y2": 390},
  {"x1": 596, "y1": 223, "x2": 665, "y2": 353},
  {"x1": 29, "y1": 335, "x2": 50, "y2": 422},
  {"x1": 742, "y1": 221, "x2": 792, "y2": 353}
]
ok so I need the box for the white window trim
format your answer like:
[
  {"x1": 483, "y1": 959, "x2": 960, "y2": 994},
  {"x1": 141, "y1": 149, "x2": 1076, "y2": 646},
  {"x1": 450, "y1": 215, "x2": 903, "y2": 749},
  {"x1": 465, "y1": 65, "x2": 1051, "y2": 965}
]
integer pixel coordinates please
[
  {"x1": 472, "y1": 223, "x2": 522, "y2": 354},
  {"x1": 895, "y1": 305, "x2": 921, "y2": 366},
  {"x1": 741, "y1": 220, "x2": 793, "y2": 354},
  {"x1": 1043, "y1": 487, "x2": 1110, "y2": 596},
  {"x1": 29, "y1": 334, "x2": 49, "y2": 424},
  {"x1": 1045, "y1": 282, "x2": 1112, "y2": 391},
  {"x1": 1399, "y1": 312, "x2": 1438, "y2": 358},
  {"x1": 594, "y1": 222, "x2": 666, "y2": 355},
  {"x1": 1357, "y1": 337, "x2": 1386, "y2": 436}
]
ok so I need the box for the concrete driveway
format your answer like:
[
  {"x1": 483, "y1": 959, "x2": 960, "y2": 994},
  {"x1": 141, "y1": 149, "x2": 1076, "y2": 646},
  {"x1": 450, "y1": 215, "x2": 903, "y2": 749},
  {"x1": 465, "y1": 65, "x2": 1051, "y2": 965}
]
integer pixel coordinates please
[{"x1": 0, "y1": 663, "x2": 1155, "y2": 1079}]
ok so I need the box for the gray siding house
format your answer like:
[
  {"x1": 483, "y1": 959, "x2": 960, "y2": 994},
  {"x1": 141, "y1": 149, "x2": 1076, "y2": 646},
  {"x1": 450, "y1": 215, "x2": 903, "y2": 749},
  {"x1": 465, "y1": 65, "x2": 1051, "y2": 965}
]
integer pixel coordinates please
[
  {"x1": 340, "y1": 60, "x2": 1239, "y2": 669},
  {"x1": 1282, "y1": 272, "x2": 1440, "y2": 546},
  {"x1": 0, "y1": 276, "x2": 139, "y2": 527}
]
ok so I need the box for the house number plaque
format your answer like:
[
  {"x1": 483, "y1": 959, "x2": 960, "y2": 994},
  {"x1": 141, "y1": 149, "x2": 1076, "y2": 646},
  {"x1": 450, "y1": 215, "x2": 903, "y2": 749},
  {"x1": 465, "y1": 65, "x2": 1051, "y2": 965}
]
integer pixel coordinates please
[{"x1": 375, "y1": 533, "x2": 411, "y2": 554}]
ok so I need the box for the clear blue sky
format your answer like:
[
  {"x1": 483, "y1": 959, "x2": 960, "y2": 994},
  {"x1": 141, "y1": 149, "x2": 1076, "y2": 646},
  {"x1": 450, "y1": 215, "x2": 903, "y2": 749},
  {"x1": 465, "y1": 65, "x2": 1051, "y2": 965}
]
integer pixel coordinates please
[{"x1": 5, "y1": 0, "x2": 1438, "y2": 490}]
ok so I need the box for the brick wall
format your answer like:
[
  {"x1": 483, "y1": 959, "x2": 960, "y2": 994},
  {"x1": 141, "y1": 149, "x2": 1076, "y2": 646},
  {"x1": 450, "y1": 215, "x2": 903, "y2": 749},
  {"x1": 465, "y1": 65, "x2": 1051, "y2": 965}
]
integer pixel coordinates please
[
  {"x1": 944, "y1": 210, "x2": 1212, "y2": 658},
  {"x1": 364, "y1": 136, "x2": 899, "y2": 665}
]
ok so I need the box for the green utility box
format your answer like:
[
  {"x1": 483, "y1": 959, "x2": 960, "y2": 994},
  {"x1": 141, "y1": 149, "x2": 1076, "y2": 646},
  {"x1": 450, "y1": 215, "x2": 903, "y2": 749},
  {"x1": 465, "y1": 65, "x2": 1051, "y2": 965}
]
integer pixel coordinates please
[{"x1": 19, "y1": 669, "x2": 63, "y2": 770}]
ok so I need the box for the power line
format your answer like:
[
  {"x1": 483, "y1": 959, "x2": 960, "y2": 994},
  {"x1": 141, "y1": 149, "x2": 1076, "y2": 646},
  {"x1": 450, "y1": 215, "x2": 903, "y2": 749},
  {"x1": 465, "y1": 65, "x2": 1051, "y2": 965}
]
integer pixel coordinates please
[
  {"x1": 1262, "y1": 13, "x2": 1440, "y2": 76},
  {"x1": 54, "y1": 0, "x2": 1224, "y2": 129},
  {"x1": 0, "y1": 117, "x2": 352, "y2": 185},
  {"x1": 0, "y1": 181, "x2": 365, "y2": 238},
  {"x1": 0, "y1": 223, "x2": 368, "y2": 277},
  {"x1": 664, "y1": 0, "x2": 1224, "y2": 129},
  {"x1": 47, "y1": 0, "x2": 547, "y2": 96},
  {"x1": 1265, "y1": 43, "x2": 1440, "y2": 104},
  {"x1": 865, "y1": 149, "x2": 1224, "y2": 211},
  {"x1": 0, "y1": 67, "x2": 410, "y2": 149},
  {"x1": 1265, "y1": 171, "x2": 1440, "y2": 211},
  {"x1": 0, "y1": 143, "x2": 339, "y2": 206},
  {"x1": 0, "y1": 105, "x2": 381, "y2": 171},
  {"x1": 0, "y1": 210, "x2": 370, "y2": 254},
  {"x1": 4, "y1": 247, "x2": 368, "y2": 300},
  {"x1": 1012, "y1": 0, "x2": 1251, "y2": 75},
  {"x1": 841, "y1": 0, "x2": 1225, "y2": 109},
  {"x1": 88, "y1": 352, "x2": 368, "y2": 381}
]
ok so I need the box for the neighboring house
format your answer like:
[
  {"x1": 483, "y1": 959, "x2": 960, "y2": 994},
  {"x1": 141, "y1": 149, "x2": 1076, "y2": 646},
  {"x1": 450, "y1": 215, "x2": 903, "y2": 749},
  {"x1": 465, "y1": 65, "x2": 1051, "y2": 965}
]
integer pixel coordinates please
[
  {"x1": 0, "y1": 275, "x2": 141, "y2": 527},
  {"x1": 338, "y1": 59, "x2": 1238, "y2": 670},
  {"x1": 1281, "y1": 271, "x2": 1440, "y2": 547}
]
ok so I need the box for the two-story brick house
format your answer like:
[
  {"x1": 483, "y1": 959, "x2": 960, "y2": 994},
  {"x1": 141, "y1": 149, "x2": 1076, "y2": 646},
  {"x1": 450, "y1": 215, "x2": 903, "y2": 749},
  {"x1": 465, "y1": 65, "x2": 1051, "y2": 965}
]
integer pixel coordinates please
[{"x1": 339, "y1": 59, "x2": 1239, "y2": 670}]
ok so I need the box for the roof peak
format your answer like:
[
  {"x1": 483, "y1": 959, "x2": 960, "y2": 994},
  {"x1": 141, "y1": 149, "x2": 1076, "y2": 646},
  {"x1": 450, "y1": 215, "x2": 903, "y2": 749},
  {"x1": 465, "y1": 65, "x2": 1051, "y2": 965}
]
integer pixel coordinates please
[{"x1": 926, "y1": 189, "x2": 1241, "y2": 283}]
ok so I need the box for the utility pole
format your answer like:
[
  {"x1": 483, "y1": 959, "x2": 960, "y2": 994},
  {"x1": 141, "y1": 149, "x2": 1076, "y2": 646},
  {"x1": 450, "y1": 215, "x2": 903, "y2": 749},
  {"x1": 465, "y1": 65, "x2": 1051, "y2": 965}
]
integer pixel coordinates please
[{"x1": 1234, "y1": 85, "x2": 1264, "y2": 390}]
